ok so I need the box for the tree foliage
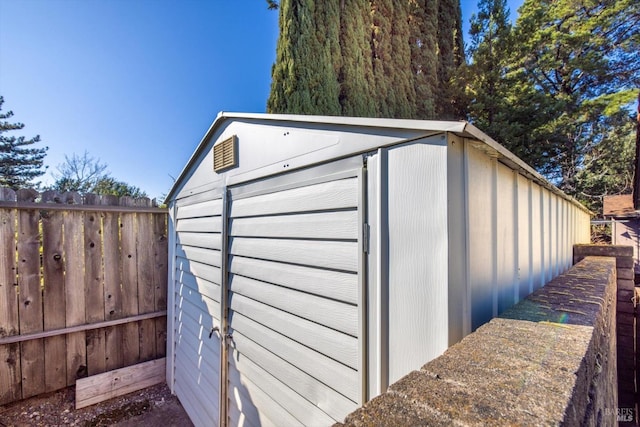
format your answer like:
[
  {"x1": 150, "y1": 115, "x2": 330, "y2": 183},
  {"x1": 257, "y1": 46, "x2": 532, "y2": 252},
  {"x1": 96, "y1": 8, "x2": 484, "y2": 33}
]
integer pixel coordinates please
[
  {"x1": 465, "y1": 0, "x2": 640, "y2": 211},
  {"x1": 267, "y1": 0, "x2": 464, "y2": 119},
  {"x1": 573, "y1": 111, "x2": 636, "y2": 212},
  {"x1": 91, "y1": 176, "x2": 147, "y2": 199},
  {"x1": 52, "y1": 151, "x2": 108, "y2": 194},
  {"x1": 510, "y1": 0, "x2": 639, "y2": 193},
  {"x1": 464, "y1": 0, "x2": 513, "y2": 140},
  {"x1": 51, "y1": 151, "x2": 147, "y2": 198},
  {"x1": 0, "y1": 97, "x2": 48, "y2": 189}
]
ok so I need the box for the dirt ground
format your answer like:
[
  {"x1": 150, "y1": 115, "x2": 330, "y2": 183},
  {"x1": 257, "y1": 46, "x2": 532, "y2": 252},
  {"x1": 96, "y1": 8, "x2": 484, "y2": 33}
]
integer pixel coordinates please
[{"x1": 0, "y1": 383, "x2": 193, "y2": 427}]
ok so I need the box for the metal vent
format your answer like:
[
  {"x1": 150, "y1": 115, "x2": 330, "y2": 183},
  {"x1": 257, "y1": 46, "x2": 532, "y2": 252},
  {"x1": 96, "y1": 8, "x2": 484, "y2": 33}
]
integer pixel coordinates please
[{"x1": 213, "y1": 135, "x2": 237, "y2": 172}]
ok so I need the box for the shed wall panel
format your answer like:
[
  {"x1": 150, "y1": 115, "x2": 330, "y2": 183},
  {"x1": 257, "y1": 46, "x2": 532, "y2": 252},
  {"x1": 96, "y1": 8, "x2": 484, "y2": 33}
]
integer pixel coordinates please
[
  {"x1": 516, "y1": 175, "x2": 533, "y2": 300},
  {"x1": 446, "y1": 134, "x2": 467, "y2": 345},
  {"x1": 171, "y1": 193, "x2": 223, "y2": 427},
  {"x1": 466, "y1": 144, "x2": 495, "y2": 331},
  {"x1": 461, "y1": 139, "x2": 591, "y2": 334},
  {"x1": 530, "y1": 184, "x2": 544, "y2": 290},
  {"x1": 496, "y1": 164, "x2": 517, "y2": 313},
  {"x1": 386, "y1": 141, "x2": 449, "y2": 384},
  {"x1": 541, "y1": 188, "x2": 551, "y2": 284}
]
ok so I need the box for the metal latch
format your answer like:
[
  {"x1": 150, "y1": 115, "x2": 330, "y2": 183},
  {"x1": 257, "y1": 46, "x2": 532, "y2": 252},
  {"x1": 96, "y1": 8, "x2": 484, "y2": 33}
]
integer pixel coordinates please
[{"x1": 363, "y1": 223, "x2": 370, "y2": 254}]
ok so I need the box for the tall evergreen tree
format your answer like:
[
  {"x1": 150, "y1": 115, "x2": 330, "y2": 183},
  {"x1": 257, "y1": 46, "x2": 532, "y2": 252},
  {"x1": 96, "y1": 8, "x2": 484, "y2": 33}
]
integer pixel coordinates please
[
  {"x1": 0, "y1": 97, "x2": 48, "y2": 189},
  {"x1": 465, "y1": 0, "x2": 640, "y2": 202},
  {"x1": 371, "y1": 0, "x2": 416, "y2": 118},
  {"x1": 436, "y1": 0, "x2": 465, "y2": 118},
  {"x1": 267, "y1": 0, "x2": 341, "y2": 115},
  {"x1": 338, "y1": 0, "x2": 377, "y2": 116},
  {"x1": 510, "y1": 0, "x2": 639, "y2": 194},
  {"x1": 464, "y1": 0, "x2": 513, "y2": 140},
  {"x1": 387, "y1": 1, "x2": 416, "y2": 118},
  {"x1": 574, "y1": 111, "x2": 636, "y2": 213},
  {"x1": 50, "y1": 151, "x2": 148, "y2": 198},
  {"x1": 267, "y1": 0, "x2": 465, "y2": 119},
  {"x1": 409, "y1": 0, "x2": 438, "y2": 119}
]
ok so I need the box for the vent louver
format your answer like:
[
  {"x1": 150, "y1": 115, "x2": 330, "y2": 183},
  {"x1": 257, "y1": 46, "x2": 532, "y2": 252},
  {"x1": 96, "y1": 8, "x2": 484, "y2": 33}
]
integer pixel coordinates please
[{"x1": 213, "y1": 135, "x2": 237, "y2": 172}]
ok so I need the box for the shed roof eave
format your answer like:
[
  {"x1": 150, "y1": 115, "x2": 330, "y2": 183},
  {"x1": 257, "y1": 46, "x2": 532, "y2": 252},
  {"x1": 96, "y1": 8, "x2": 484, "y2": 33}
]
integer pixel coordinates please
[
  {"x1": 459, "y1": 122, "x2": 592, "y2": 216},
  {"x1": 165, "y1": 113, "x2": 590, "y2": 216},
  {"x1": 165, "y1": 113, "x2": 469, "y2": 202}
]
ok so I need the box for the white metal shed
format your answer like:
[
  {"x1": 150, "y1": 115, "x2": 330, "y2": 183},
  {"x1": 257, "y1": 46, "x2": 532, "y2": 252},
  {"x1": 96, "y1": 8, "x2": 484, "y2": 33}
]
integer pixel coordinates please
[{"x1": 165, "y1": 113, "x2": 591, "y2": 427}]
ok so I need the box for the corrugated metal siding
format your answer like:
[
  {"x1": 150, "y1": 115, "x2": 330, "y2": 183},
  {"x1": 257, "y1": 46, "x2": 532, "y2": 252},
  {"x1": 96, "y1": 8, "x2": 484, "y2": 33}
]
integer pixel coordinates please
[
  {"x1": 466, "y1": 144, "x2": 495, "y2": 331},
  {"x1": 172, "y1": 194, "x2": 223, "y2": 427},
  {"x1": 448, "y1": 137, "x2": 591, "y2": 337},
  {"x1": 226, "y1": 172, "x2": 362, "y2": 426},
  {"x1": 496, "y1": 163, "x2": 517, "y2": 314}
]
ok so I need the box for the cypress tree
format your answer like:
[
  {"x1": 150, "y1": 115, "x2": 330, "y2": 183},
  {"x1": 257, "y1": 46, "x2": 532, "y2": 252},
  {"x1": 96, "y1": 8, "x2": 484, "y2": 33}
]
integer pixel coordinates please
[
  {"x1": 267, "y1": 0, "x2": 341, "y2": 114},
  {"x1": 436, "y1": 0, "x2": 465, "y2": 119},
  {"x1": 267, "y1": 0, "x2": 464, "y2": 119},
  {"x1": 371, "y1": 0, "x2": 394, "y2": 117},
  {"x1": 372, "y1": 0, "x2": 416, "y2": 118},
  {"x1": 338, "y1": 0, "x2": 377, "y2": 117},
  {"x1": 409, "y1": 0, "x2": 438, "y2": 119},
  {"x1": 313, "y1": 0, "x2": 342, "y2": 115}
]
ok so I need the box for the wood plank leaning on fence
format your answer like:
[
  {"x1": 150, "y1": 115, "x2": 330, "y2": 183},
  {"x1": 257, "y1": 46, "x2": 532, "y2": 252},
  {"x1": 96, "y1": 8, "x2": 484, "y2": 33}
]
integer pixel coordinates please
[{"x1": 0, "y1": 188, "x2": 168, "y2": 405}]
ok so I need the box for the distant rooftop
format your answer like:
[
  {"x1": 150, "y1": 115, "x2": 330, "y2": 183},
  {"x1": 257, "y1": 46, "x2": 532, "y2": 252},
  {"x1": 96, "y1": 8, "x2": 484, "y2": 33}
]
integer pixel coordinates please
[{"x1": 603, "y1": 194, "x2": 637, "y2": 218}]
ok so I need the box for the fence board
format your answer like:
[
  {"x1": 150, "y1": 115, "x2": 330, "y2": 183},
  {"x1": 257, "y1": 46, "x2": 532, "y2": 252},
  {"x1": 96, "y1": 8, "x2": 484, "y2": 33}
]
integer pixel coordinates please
[
  {"x1": 102, "y1": 195, "x2": 124, "y2": 371},
  {"x1": 154, "y1": 213, "x2": 168, "y2": 357},
  {"x1": 64, "y1": 195, "x2": 87, "y2": 386},
  {"x1": 120, "y1": 197, "x2": 140, "y2": 366},
  {"x1": 17, "y1": 189, "x2": 44, "y2": 399},
  {"x1": 137, "y1": 199, "x2": 156, "y2": 362},
  {"x1": 0, "y1": 188, "x2": 20, "y2": 404},
  {"x1": 84, "y1": 194, "x2": 106, "y2": 376},
  {"x1": 41, "y1": 192, "x2": 67, "y2": 392},
  {"x1": 0, "y1": 189, "x2": 168, "y2": 405}
]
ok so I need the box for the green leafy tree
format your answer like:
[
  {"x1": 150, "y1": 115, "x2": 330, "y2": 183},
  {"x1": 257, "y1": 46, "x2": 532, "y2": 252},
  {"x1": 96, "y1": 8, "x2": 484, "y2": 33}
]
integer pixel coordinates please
[
  {"x1": 465, "y1": 0, "x2": 639, "y2": 201},
  {"x1": 0, "y1": 97, "x2": 48, "y2": 189},
  {"x1": 507, "y1": 0, "x2": 640, "y2": 194},
  {"x1": 573, "y1": 111, "x2": 636, "y2": 213},
  {"x1": 52, "y1": 151, "x2": 108, "y2": 193},
  {"x1": 464, "y1": 0, "x2": 513, "y2": 139},
  {"x1": 92, "y1": 176, "x2": 147, "y2": 198},
  {"x1": 51, "y1": 151, "x2": 147, "y2": 198}
]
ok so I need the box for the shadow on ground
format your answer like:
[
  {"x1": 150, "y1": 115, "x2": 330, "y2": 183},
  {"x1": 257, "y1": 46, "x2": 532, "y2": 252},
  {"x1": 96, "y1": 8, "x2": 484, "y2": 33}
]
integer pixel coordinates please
[{"x1": 0, "y1": 383, "x2": 192, "y2": 427}]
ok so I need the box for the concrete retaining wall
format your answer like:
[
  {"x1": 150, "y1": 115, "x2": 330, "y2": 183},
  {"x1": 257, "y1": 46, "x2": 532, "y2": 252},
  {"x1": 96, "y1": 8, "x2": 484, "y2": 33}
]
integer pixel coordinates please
[{"x1": 335, "y1": 256, "x2": 618, "y2": 426}]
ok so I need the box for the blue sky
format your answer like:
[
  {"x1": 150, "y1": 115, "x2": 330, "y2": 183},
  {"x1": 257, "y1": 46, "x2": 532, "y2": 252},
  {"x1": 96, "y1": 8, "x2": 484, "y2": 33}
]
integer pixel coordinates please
[{"x1": 0, "y1": 0, "x2": 522, "y2": 200}]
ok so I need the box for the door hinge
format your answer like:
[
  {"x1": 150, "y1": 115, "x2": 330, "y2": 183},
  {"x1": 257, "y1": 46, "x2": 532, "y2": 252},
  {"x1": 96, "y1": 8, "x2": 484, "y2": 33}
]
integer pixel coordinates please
[{"x1": 363, "y1": 223, "x2": 370, "y2": 254}]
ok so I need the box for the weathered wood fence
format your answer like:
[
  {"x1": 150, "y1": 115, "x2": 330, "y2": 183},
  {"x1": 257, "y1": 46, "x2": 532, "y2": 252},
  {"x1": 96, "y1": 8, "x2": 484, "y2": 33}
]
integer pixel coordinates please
[{"x1": 0, "y1": 188, "x2": 168, "y2": 405}]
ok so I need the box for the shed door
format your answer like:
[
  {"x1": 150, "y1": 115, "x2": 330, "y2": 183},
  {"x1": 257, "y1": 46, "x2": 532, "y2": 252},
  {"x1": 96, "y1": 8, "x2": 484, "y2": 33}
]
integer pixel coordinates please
[
  {"x1": 225, "y1": 163, "x2": 365, "y2": 426},
  {"x1": 172, "y1": 193, "x2": 223, "y2": 426}
]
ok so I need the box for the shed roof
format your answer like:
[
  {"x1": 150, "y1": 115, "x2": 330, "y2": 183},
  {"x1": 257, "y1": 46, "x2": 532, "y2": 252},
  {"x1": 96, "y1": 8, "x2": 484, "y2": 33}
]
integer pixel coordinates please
[
  {"x1": 603, "y1": 194, "x2": 637, "y2": 218},
  {"x1": 167, "y1": 112, "x2": 588, "y2": 213}
]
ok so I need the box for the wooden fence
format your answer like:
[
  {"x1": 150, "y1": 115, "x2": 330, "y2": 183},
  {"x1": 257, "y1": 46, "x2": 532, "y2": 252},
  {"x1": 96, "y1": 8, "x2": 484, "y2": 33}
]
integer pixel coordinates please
[{"x1": 0, "y1": 188, "x2": 168, "y2": 405}]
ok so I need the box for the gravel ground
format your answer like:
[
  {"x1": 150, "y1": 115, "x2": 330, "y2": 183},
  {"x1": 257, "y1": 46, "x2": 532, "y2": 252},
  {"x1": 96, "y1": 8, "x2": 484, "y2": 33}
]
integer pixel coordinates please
[{"x1": 0, "y1": 383, "x2": 193, "y2": 427}]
